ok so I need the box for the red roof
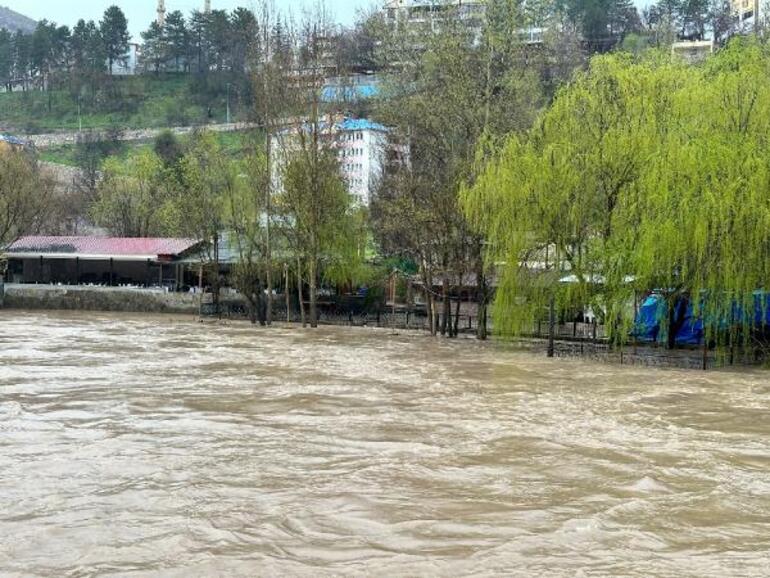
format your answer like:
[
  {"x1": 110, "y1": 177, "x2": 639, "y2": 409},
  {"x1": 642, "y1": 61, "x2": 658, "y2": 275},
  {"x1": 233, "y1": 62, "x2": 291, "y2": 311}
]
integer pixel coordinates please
[{"x1": 5, "y1": 236, "x2": 202, "y2": 260}]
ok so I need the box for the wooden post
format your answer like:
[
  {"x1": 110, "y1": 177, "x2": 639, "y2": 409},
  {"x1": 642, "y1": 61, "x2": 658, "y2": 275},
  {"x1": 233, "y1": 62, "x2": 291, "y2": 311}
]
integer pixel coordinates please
[
  {"x1": 109, "y1": 258, "x2": 114, "y2": 286},
  {"x1": 158, "y1": 263, "x2": 163, "y2": 287},
  {"x1": 75, "y1": 257, "x2": 80, "y2": 285},
  {"x1": 702, "y1": 338, "x2": 708, "y2": 371}
]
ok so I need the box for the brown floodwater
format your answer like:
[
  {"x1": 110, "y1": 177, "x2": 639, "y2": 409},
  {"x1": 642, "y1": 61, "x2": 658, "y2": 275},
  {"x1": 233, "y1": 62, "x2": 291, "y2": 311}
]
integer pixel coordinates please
[{"x1": 0, "y1": 311, "x2": 768, "y2": 577}]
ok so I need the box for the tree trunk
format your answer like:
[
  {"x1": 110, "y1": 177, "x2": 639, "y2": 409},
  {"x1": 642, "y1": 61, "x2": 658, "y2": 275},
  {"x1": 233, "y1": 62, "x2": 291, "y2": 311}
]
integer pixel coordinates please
[
  {"x1": 297, "y1": 258, "x2": 306, "y2": 328},
  {"x1": 547, "y1": 295, "x2": 556, "y2": 358},
  {"x1": 257, "y1": 286, "x2": 267, "y2": 326},
  {"x1": 248, "y1": 293, "x2": 257, "y2": 324},
  {"x1": 441, "y1": 276, "x2": 451, "y2": 336},
  {"x1": 667, "y1": 297, "x2": 688, "y2": 350},
  {"x1": 213, "y1": 235, "x2": 221, "y2": 319},
  {"x1": 424, "y1": 267, "x2": 437, "y2": 336},
  {"x1": 309, "y1": 258, "x2": 318, "y2": 328},
  {"x1": 476, "y1": 264, "x2": 488, "y2": 340},
  {"x1": 265, "y1": 133, "x2": 273, "y2": 326},
  {"x1": 285, "y1": 263, "x2": 291, "y2": 323},
  {"x1": 453, "y1": 292, "x2": 462, "y2": 337}
]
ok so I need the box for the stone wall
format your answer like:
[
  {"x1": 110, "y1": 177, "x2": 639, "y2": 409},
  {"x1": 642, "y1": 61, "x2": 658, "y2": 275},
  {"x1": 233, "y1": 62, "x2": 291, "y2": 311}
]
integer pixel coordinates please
[{"x1": 1, "y1": 285, "x2": 200, "y2": 315}]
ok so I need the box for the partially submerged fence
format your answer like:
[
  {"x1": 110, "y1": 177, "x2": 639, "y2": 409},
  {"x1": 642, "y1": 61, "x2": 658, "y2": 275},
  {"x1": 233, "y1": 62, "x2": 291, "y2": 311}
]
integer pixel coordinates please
[{"x1": 201, "y1": 298, "x2": 766, "y2": 370}]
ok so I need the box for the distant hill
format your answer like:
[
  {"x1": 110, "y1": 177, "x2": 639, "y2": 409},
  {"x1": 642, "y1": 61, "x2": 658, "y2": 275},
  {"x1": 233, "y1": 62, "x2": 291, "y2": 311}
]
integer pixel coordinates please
[{"x1": 0, "y1": 6, "x2": 36, "y2": 34}]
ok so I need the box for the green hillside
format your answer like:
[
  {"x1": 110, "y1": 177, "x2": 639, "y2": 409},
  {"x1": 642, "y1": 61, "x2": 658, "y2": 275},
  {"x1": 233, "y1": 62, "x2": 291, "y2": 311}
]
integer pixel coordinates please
[{"x1": 0, "y1": 74, "x2": 251, "y2": 134}]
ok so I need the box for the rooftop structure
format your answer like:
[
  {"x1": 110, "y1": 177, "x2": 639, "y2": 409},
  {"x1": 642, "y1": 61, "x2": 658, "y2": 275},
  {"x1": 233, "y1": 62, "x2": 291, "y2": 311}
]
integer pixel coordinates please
[
  {"x1": 0, "y1": 133, "x2": 28, "y2": 151},
  {"x1": 3, "y1": 236, "x2": 205, "y2": 289},
  {"x1": 5, "y1": 236, "x2": 202, "y2": 262}
]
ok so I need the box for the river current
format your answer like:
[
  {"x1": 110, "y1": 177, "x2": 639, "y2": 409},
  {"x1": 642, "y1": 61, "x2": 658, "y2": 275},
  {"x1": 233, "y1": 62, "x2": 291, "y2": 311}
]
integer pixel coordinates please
[{"x1": 0, "y1": 311, "x2": 768, "y2": 577}]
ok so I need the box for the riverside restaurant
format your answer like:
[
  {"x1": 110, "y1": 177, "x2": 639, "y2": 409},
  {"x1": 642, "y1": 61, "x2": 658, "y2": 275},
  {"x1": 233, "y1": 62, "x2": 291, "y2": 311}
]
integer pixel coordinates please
[{"x1": 2, "y1": 236, "x2": 205, "y2": 291}]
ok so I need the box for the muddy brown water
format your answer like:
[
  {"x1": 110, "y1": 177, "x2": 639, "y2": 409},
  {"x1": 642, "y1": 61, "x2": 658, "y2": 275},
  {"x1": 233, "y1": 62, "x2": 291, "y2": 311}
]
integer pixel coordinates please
[{"x1": 0, "y1": 311, "x2": 768, "y2": 577}]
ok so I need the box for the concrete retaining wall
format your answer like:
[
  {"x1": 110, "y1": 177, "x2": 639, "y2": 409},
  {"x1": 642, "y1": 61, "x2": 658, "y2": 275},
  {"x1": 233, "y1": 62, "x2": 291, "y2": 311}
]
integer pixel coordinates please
[{"x1": 1, "y1": 284, "x2": 200, "y2": 315}]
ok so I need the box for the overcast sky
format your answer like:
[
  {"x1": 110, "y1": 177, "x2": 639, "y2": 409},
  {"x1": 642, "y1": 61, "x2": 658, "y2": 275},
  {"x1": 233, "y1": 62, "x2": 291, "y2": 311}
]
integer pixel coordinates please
[{"x1": 1, "y1": 1, "x2": 377, "y2": 40}]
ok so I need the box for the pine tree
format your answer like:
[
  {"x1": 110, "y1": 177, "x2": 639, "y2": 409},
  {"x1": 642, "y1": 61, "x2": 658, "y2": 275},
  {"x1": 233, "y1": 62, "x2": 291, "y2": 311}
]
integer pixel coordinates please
[{"x1": 100, "y1": 5, "x2": 129, "y2": 75}]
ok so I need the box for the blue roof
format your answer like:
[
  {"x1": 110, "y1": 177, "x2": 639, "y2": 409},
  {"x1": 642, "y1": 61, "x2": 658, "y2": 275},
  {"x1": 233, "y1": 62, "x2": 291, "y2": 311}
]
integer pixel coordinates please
[
  {"x1": 321, "y1": 83, "x2": 380, "y2": 103},
  {"x1": 338, "y1": 118, "x2": 388, "y2": 132},
  {"x1": 279, "y1": 118, "x2": 389, "y2": 136},
  {"x1": 0, "y1": 134, "x2": 26, "y2": 146}
]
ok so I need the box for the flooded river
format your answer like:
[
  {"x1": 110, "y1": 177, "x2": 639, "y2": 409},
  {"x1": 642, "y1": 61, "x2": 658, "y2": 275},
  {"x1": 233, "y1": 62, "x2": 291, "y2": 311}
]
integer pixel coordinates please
[{"x1": 0, "y1": 311, "x2": 768, "y2": 577}]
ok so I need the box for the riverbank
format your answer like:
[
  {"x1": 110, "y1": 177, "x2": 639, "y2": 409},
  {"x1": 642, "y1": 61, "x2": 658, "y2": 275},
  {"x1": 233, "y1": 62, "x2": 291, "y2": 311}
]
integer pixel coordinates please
[
  {"x1": 2, "y1": 284, "x2": 763, "y2": 371},
  {"x1": 1, "y1": 284, "x2": 201, "y2": 315}
]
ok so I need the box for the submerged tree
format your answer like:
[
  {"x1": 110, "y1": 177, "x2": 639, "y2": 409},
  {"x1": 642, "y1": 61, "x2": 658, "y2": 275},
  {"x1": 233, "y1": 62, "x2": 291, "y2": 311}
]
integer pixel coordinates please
[
  {"x1": 464, "y1": 38, "x2": 770, "y2": 351},
  {"x1": 372, "y1": 2, "x2": 546, "y2": 338}
]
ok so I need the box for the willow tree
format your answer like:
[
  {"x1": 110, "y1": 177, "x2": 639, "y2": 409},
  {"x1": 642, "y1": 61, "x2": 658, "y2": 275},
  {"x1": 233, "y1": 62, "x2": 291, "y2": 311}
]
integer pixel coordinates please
[
  {"x1": 465, "y1": 39, "x2": 770, "y2": 350},
  {"x1": 615, "y1": 38, "x2": 770, "y2": 348}
]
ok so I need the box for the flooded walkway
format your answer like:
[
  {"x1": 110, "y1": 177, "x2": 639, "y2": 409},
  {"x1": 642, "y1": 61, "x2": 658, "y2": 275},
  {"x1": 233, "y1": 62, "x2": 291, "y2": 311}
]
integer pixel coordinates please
[{"x1": 1, "y1": 311, "x2": 768, "y2": 576}]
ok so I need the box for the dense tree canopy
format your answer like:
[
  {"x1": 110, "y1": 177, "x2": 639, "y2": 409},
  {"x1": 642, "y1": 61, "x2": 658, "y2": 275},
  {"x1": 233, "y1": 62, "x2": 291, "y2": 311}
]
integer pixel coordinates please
[{"x1": 464, "y1": 38, "x2": 770, "y2": 348}]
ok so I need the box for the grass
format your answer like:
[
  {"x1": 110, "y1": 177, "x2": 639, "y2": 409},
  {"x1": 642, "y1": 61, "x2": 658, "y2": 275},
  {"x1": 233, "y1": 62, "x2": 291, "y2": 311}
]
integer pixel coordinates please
[
  {"x1": 37, "y1": 130, "x2": 258, "y2": 167},
  {"x1": 0, "y1": 74, "x2": 251, "y2": 134}
]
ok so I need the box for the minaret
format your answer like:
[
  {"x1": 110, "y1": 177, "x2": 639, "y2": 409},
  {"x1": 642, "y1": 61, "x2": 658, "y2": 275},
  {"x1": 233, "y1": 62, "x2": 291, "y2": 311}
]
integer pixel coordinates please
[
  {"x1": 204, "y1": 1, "x2": 211, "y2": 13},
  {"x1": 157, "y1": 0, "x2": 166, "y2": 27}
]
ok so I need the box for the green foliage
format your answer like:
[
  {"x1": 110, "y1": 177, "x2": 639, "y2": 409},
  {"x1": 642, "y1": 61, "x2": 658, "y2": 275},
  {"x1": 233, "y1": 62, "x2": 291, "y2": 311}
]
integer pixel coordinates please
[
  {"x1": 0, "y1": 149, "x2": 54, "y2": 244},
  {"x1": 279, "y1": 131, "x2": 361, "y2": 285},
  {"x1": 91, "y1": 149, "x2": 174, "y2": 237},
  {"x1": 100, "y1": 5, "x2": 130, "y2": 74},
  {"x1": 0, "y1": 74, "x2": 248, "y2": 132},
  {"x1": 465, "y1": 38, "x2": 770, "y2": 348}
]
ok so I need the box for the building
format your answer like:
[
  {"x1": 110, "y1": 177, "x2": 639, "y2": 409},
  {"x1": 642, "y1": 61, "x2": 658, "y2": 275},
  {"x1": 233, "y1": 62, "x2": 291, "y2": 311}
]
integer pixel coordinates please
[
  {"x1": 0, "y1": 134, "x2": 29, "y2": 152},
  {"x1": 733, "y1": 0, "x2": 760, "y2": 22},
  {"x1": 110, "y1": 43, "x2": 142, "y2": 76},
  {"x1": 381, "y1": 1, "x2": 544, "y2": 49},
  {"x1": 2, "y1": 236, "x2": 205, "y2": 290},
  {"x1": 322, "y1": 74, "x2": 381, "y2": 103},
  {"x1": 672, "y1": 40, "x2": 714, "y2": 64},
  {"x1": 273, "y1": 117, "x2": 407, "y2": 206},
  {"x1": 335, "y1": 119, "x2": 390, "y2": 205},
  {"x1": 383, "y1": 0, "x2": 486, "y2": 34}
]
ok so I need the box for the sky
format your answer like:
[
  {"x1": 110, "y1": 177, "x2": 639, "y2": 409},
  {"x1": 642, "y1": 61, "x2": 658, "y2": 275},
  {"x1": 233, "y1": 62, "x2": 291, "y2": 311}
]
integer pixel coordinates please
[{"x1": 1, "y1": 0, "x2": 375, "y2": 40}]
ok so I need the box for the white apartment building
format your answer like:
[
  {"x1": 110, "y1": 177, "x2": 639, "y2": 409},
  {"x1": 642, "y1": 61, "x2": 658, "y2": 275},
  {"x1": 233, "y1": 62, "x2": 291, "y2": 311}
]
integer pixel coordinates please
[
  {"x1": 383, "y1": 0, "x2": 486, "y2": 32},
  {"x1": 273, "y1": 118, "x2": 406, "y2": 207},
  {"x1": 335, "y1": 119, "x2": 390, "y2": 206}
]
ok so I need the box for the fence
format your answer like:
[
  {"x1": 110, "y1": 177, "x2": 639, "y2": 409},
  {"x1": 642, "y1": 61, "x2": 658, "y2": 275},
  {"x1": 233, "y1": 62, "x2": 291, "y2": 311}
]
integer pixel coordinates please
[{"x1": 201, "y1": 298, "x2": 768, "y2": 370}]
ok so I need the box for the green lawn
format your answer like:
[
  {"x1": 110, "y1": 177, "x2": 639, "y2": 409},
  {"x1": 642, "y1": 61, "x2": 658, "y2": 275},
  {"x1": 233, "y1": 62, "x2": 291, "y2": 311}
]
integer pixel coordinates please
[
  {"x1": 38, "y1": 130, "x2": 258, "y2": 167},
  {"x1": 0, "y1": 74, "x2": 251, "y2": 134}
]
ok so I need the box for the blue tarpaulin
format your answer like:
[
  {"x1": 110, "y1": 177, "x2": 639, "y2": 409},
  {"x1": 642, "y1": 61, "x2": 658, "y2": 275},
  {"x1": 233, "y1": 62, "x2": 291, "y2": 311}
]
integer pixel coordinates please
[
  {"x1": 634, "y1": 294, "x2": 702, "y2": 345},
  {"x1": 634, "y1": 291, "x2": 770, "y2": 345}
]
